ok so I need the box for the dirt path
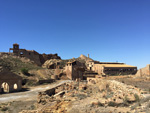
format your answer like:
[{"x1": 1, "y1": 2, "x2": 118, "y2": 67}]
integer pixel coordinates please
[{"x1": 0, "y1": 80, "x2": 71, "y2": 103}]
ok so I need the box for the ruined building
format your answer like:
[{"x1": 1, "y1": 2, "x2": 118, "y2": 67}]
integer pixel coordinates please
[
  {"x1": 9, "y1": 43, "x2": 61, "y2": 66},
  {"x1": 65, "y1": 61, "x2": 85, "y2": 80},
  {"x1": 87, "y1": 61, "x2": 137, "y2": 76},
  {"x1": 0, "y1": 70, "x2": 22, "y2": 93},
  {"x1": 65, "y1": 55, "x2": 137, "y2": 80}
]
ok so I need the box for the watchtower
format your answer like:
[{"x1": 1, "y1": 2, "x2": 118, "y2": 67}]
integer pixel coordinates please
[
  {"x1": 9, "y1": 43, "x2": 20, "y2": 55},
  {"x1": 13, "y1": 43, "x2": 19, "y2": 50}
]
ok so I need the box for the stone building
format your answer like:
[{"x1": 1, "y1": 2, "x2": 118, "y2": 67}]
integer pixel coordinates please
[
  {"x1": 0, "y1": 71, "x2": 22, "y2": 93},
  {"x1": 65, "y1": 61, "x2": 85, "y2": 80},
  {"x1": 87, "y1": 61, "x2": 137, "y2": 76},
  {"x1": 9, "y1": 43, "x2": 61, "y2": 66}
]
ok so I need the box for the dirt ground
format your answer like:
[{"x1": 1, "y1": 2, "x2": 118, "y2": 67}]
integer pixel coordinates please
[
  {"x1": 0, "y1": 100, "x2": 36, "y2": 113},
  {"x1": 1, "y1": 76, "x2": 150, "y2": 113},
  {"x1": 0, "y1": 80, "x2": 70, "y2": 113}
]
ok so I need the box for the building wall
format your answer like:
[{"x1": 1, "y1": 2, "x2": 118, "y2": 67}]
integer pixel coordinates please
[
  {"x1": 93, "y1": 64, "x2": 104, "y2": 75},
  {"x1": 65, "y1": 61, "x2": 84, "y2": 80},
  {"x1": 0, "y1": 71, "x2": 22, "y2": 93},
  {"x1": 136, "y1": 64, "x2": 150, "y2": 76},
  {"x1": 0, "y1": 79, "x2": 22, "y2": 93},
  {"x1": 103, "y1": 67, "x2": 137, "y2": 75},
  {"x1": 87, "y1": 61, "x2": 94, "y2": 70},
  {"x1": 91, "y1": 63, "x2": 137, "y2": 75},
  {"x1": 19, "y1": 50, "x2": 41, "y2": 66},
  {"x1": 72, "y1": 66, "x2": 83, "y2": 80},
  {"x1": 65, "y1": 63, "x2": 73, "y2": 79}
]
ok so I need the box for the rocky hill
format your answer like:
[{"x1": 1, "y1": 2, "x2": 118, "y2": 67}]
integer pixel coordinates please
[
  {"x1": 0, "y1": 53, "x2": 56, "y2": 86},
  {"x1": 0, "y1": 53, "x2": 42, "y2": 73}
]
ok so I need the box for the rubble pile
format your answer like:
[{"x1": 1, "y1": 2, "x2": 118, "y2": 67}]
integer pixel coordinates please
[
  {"x1": 89, "y1": 78, "x2": 142, "y2": 106},
  {"x1": 20, "y1": 79, "x2": 144, "y2": 113}
]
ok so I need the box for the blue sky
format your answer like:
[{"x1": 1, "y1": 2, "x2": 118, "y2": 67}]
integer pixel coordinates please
[{"x1": 0, "y1": 0, "x2": 150, "y2": 69}]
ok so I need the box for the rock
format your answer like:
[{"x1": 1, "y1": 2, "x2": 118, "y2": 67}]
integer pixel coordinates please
[
  {"x1": 42, "y1": 59, "x2": 61, "y2": 69},
  {"x1": 79, "y1": 84, "x2": 87, "y2": 90},
  {"x1": 91, "y1": 101, "x2": 100, "y2": 106},
  {"x1": 113, "y1": 98, "x2": 124, "y2": 105},
  {"x1": 51, "y1": 75, "x2": 58, "y2": 80},
  {"x1": 127, "y1": 94, "x2": 136, "y2": 102},
  {"x1": 99, "y1": 98, "x2": 106, "y2": 106}
]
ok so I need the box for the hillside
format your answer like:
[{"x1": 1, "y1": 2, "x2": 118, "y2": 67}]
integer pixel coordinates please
[
  {"x1": 0, "y1": 53, "x2": 51, "y2": 86},
  {"x1": 0, "y1": 53, "x2": 42, "y2": 73}
]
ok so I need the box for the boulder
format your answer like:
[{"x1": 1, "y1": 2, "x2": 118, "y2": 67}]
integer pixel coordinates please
[{"x1": 126, "y1": 93, "x2": 136, "y2": 102}]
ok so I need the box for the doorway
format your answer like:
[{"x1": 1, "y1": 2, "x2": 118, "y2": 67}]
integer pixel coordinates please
[{"x1": 1, "y1": 82, "x2": 9, "y2": 93}]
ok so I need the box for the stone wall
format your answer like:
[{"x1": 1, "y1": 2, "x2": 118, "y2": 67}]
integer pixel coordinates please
[
  {"x1": 38, "y1": 79, "x2": 55, "y2": 84},
  {"x1": 0, "y1": 71, "x2": 22, "y2": 93},
  {"x1": 136, "y1": 64, "x2": 150, "y2": 77},
  {"x1": 65, "y1": 61, "x2": 85, "y2": 80}
]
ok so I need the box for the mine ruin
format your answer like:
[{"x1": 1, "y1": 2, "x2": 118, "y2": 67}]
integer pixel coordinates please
[
  {"x1": 9, "y1": 43, "x2": 61, "y2": 66},
  {"x1": 1, "y1": 43, "x2": 150, "y2": 113},
  {"x1": 0, "y1": 70, "x2": 22, "y2": 93}
]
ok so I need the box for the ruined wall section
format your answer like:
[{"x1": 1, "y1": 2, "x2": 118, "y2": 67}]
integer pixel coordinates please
[
  {"x1": 65, "y1": 61, "x2": 85, "y2": 80},
  {"x1": 9, "y1": 44, "x2": 61, "y2": 66},
  {"x1": 136, "y1": 64, "x2": 150, "y2": 77},
  {"x1": 0, "y1": 71, "x2": 22, "y2": 93},
  {"x1": 65, "y1": 63, "x2": 72, "y2": 79},
  {"x1": 18, "y1": 49, "x2": 41, "y2": 66}
]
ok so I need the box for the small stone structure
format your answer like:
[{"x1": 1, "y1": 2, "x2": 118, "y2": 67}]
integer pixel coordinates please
[
  {"x1": 0, "y1": 71, "x2": 22, "y2": 93},
  {"x1": 9, "y1": 43, "x2": 61, "y2": 66},
  {"x1": 65, "y1": 61, "x2": 85, "y2": 80}
]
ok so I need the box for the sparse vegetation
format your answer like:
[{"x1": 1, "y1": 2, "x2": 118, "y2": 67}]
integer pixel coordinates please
[
  {"x1": 105, "y1": 92, "x2": 114, "y2": 99},
  {"x1": 30, "y1": 105, "x2": 36, "y2": 110},
  {"x1": 21, "y1": 68, "x2": 29, "y2": 75},
  {"x1": 75, "y1": 94, "x2": 87, "y2": 100},
  {"x1": 134, "y1": 94, "x2": 140, "y2": 102},
  {"x1": 123, "y1": 96, "x2": 129, "y2": 106},
  {"x1": 108, "y1": 101, "x2": 118, "y2": 107},
  {"x1": 25, "y1": 80, "x2": 38, "y2": 86},
  {"x1": 0, "y1": 56, "x2": 42, "y2": 73},
  {"x1": 1, "y1": 107, "x2": 8, "y2": 111}
]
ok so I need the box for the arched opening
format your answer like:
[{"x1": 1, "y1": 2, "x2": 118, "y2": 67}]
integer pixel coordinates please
[
  {"x1": 14, "y1": 83, "x2": 18, "y2": 90},
  {"x1": 1, "y1": 82, "x2": 9, "y2": 93}
]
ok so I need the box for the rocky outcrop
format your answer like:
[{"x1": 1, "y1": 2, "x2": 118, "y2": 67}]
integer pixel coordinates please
[
  {"x1": 39, "y1": 53, "x2": 61, "y2": 65},
  {"x1": 42, "y1": 59, "x2": 61, "y2": 69}
]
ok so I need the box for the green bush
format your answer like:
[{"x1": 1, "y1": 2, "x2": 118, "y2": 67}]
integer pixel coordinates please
[
  {"x1": 123, "y1": 96, "x2": 129, "y2": 106},
  {"x1": 25, "y1": 80, "x2": 37, "y2": 86},
  {"x1": 21, "y1": 68, "x2": 29, "y2": 75},
  {"x1": 108, "y1": 101, "x2": 118, "y2": 107},
  {"x1": 75, "y1": 94, "x2": 87, "y2": 100},
  {"x1": 134, "y1": 94, "x2": 140, "y2": 102},
  {"x1": 1, "y1": 107, "x2": 8, "y2": 111}
]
